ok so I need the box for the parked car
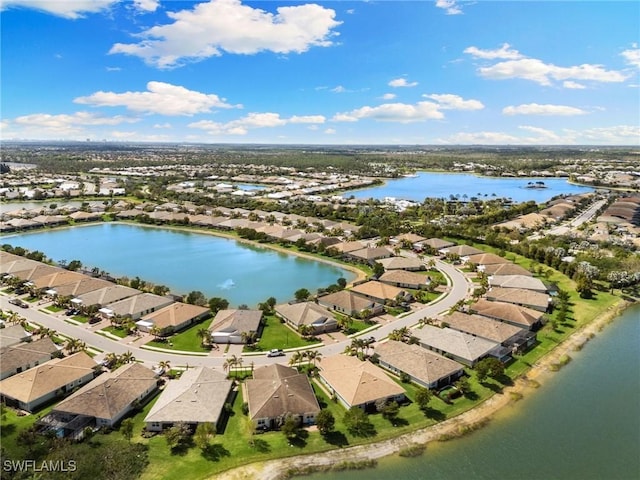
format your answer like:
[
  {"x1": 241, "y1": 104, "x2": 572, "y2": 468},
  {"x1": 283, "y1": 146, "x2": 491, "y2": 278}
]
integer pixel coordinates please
[{"x1": 267, "y1": 349, "x2": 285, "y2": 357}]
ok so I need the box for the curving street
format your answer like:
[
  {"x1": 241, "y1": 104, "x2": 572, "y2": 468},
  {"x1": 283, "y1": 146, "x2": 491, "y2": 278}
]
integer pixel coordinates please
[{"x1": 0, "y1": 259, "x2": 471, "y2": 369}]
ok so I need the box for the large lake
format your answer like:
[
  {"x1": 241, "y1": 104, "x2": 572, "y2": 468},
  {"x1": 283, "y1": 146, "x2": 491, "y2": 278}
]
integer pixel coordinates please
[
  {"x1": 351, "y1": 172, "x2": 596, "y2": 203},
  {"x1": 1, "y1": 223, "x2": 355, "y2": 307},
  {"x1": 312, "y1": 304, "x2": 640, "y2": 480}
]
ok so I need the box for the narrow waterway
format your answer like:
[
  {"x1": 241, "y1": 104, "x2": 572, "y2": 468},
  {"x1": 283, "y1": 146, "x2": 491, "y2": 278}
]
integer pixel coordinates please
[{"x1": 311, "y1": 304, "x2": 640, "y2": 480}]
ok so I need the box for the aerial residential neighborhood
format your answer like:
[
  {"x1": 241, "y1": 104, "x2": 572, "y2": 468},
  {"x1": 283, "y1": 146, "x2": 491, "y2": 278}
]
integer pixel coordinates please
[{"x1": 1, "y1": 1, "x2": 639, "y2": 479}]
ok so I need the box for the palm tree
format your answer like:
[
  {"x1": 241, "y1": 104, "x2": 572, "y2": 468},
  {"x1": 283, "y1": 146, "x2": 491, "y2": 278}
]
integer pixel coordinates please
[
  {"x1": 103, "y1": 352, "x2": 119, "y2": 369},
  {"x1": 149, "y1": 325, "x2": 162, "y2": 341},
  {"x1": 158, "y1": 360, "x2": 171, "y2": 375},
  {"x1": 305, "y1": 350, "x2": 322, "y2": 368},
  {"x1": 197, "y1": 328, "x2": 210, "y2": 348},
  {"x1": 120, "y1": 351, "x2": 136, "y2": 364},
  {"x1": 223, "y1": 354, "x2": 238, "y2": 376},
  {"x1": 288, "y1": 351, "x2": 304, "y2": 367},
  {"x1": 298, "y1": 324, "x2": 313, "y2": 338}
]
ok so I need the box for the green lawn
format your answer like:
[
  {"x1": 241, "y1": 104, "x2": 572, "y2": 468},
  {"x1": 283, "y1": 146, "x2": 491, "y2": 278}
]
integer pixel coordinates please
[
  {"x1": 72, "y1": 315, "x2": 90, "y2": 323},
  {"x1": 102, "y1": 326, "x2": 129, "y2": 338},
  {"x1": 252, "y1": 315, "x2": 320, "y2": 351},
  {"x1": 146, "y1": 318, "x2": 214, "y2": 352},
  {"x1": 45, "y1": 305, "x2": 64, "y2": 312}
]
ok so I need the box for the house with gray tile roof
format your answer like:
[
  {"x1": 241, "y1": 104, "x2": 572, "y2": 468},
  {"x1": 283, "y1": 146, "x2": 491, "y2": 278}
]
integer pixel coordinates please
[
  {"x1": 144, "y1": 367, "x2": 232, "y2": 432},
  {"x1": 442, "y1": 312, "x2": 536, "y2": 352},
  {"x1": 488, "y1": 275, "x2": 547, "y2": 292},
  {"x1": 0, "y1": 324, "x2": 31, "y2": 349},
  {"x1": 485, "y1": 287, "x2": 551, "y2": 312},
  {"x1": 274, "y1": 302, "x2": 337, "y2": 334},
  {"x1": 105, "y1": 293, "x2": 173, "y2": 320},
  {"x1": 377, "y1": 256, "x2": 425, "y2": 271},
  {"x1": 317, "y1": 290, "x2": 384, "y2": 318}
]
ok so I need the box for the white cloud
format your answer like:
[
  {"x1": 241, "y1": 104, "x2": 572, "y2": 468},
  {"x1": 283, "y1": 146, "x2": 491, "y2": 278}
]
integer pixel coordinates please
[
  {"x1": 563, "y1": 80, "x2": 586, "y2": 89},
  {"x1": 423, "y1": 93, "x2": 484, "y2": 110},
  {"x1": 439, "y1": 124, "x2": 640, "y2": 145},
  {"x1": 3, "y1": 111, "x2": 138, "y2": 139},
  {"x1": 503, "y1": 103, "x2": 587, "y2": 116},
  {"x1": 0, "y1": 0, "x2": 116, "y2": 19},
  {"x1": 381, "y1": 93, "x2": 396, "y2": 100},
  {"x1": 324, "y1": 128, "x2": 336, "y2": 134},
  {"x1": 105, "y1": 66, "x2": 121, "y2": 72},
  {"x1": 188, "y1": 111, "x2": 323, "y2": 135},
  {"x1": 331, "y1": 85, "x2": 347, "y2": 93},
  {"x1": 109, "y1": 0, "x2": 341, "y2": 68},
  {"x1": 435, "y1": 0, "x2": 462, "y2": 15},
  {"x1": 133, "y1": 0, "x2": 158, "y2": 12},
  {"x1": 153, "y1": 123, "x2": 172, "y2": 129},
  {"x1": 388, "y1": 77, "x2": 418, "y2": 88},
  {"x1": 74, "y1": 81, "x2": 239, "y2": 116},
  {"x1": 464, "y1": 43, "x2": 522, "y2": 60},
  {"x1": 333, "y1": 101, "x2": 444, "y2": 123},
  {"x1": 289, "y1": 115, "x2": 325, "y2": 124},
  {"x1": 621, "y1": 44, "x2": 640, "y2": 67},
  {"x1": 477, "y1": 57, "x2": 628, "y2": 86}
]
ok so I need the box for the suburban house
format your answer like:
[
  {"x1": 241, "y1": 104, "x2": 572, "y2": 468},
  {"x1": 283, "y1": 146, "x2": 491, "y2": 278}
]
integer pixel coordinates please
[
  {"x1": 377, "y1": 256, "x2": 425, "y2": 271},
  {"x1": 0, "y1": 337, "x2": 59, "y2": 380},
  {"x1": 0, "y1": 352, "x2": 99, "y2": 412},
  {"x1": 318, "y1": 354, "x2": 405, "y2": 411},
  {"x1": 390, "y1": 233, "x2": 427, "y2": 249},
  {"x1": 345, "y1": 247, "x2": 393, "y2": 265},
  {"x1": 208, "y1": 309, "x2": 263, "y2": 344},
  {"x1": 330, "y1": 241, "x2": 370, "y2": 255},
  {"x1": 464, "y1": 252, "x2": 512, "y2": 268},
  {"x1": 378, "y1": 270, "x2": 431, "y2": 290},
  {"x1": 0, "y1": 324, "x2": 31, "y2": 349},
  {"x1": 488, "y1": 275, "x2": 548, "y2": 292},
  {"x1": 374, "y1": 340, "x2": 464, "y2": 390},
  {"x1": 136, "y1": 302, "x2": 210, "y2": 334},
  {"x1": 31, "y1": 271, "x2": 86, "y2": 291},
  {"x1": 274, "y1": 302, "x2": 337, "y2": 334},
  {"x1": 420, "y1": 238, "x2": 456, "y2": 252},
  {"x1": 43, "y1": 277, "x2": 113, "y2": 298},
  {"x1": 485, "y1": 287, "x2": 551, "y2": 312},
  {"x1": 443, "y1": 312, "x2": 537, "y2": 353},
  {"x1": 350, "y1": 281, "x2": 411, "y2": 305},
  {"x1": 438, "y1": 244, "x2": 484, "y2": 257},
  {"x1": 73, "y1": 284, "x2": 141, "y2": 309},
  {"x1": 470, "y1": 299, "x2": 545, "y2": 331},
  {"x1": 482, "y1": 263, "x2": 533, "y2": 277},
  {"x1": 38, "y1": 363, "x2": 158, "y2": 439},
  {"x1": 411, "y1": 324, "x2": 505, "y2": 367},
  {"x1": 317, "y1": 290, "x2": 384, "y2": 319},
  {"x1": 9, "y1": 263, "x2": 62, "y2": 283},
  {"x1": 243, "y1": 364, "x2": 320, "y2": 430},
  {"x1": 144, "y1": 367, "x2": 233, "y2": 432},
  {"x1": 105, "y1": 293, "x2": 173, "y2": 320}
]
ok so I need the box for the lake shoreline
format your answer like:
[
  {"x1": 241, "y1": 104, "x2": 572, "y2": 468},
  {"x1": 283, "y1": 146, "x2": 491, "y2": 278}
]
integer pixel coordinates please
[{"x1": 213, "y1": 298, "x2": 632, "y2": 480}]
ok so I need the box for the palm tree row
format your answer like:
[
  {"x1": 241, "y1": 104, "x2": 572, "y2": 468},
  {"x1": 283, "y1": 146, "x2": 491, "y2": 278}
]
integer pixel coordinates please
[{"x1": 288, "y1": 349, "x2": 323, "y2": 369}]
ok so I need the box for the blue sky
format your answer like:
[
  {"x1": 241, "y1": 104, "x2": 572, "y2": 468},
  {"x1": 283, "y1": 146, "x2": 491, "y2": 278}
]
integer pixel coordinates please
[{"x1": 1, "y1": 0, "x2": 638, "y2": 145}]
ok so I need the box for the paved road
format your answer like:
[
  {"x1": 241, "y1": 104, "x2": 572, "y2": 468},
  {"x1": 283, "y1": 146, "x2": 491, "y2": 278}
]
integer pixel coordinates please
[
  {"x1": 538, "y1": 198, "x2": 607, "y2": 237},
  {"x1": 0, "y1": 258, "x2": 470, "y2": 369}
]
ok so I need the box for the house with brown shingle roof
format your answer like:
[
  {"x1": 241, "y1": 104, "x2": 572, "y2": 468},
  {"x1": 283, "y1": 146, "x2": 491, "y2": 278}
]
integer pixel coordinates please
[
  {"x1": 136, "y1": 302, "x2": 210, "y2": 334},
  {"x1": 390, "y1": 233, "x2": 427, "y2": 247},
  {"x1": 379, "y1": 270, "x2": 431, "y2": 290},
  {"x1": 346, "y1": 247, "x2": 393, "y2": 265},
  {"x1": 105, "y1": 293, "x2": 173, "y2": 320},
  {"x1": 377, "y1": 256, "x2": 425, "y2": 271},
  {"x1": 442, "y1": 311, "x2": 536, "y2": 352},
  {"x1": 274, "y1": 302, "x2": 337, "y2": 334},
  {"x1": 0, "y1": 352, "x2": 99, "y2": 412},
  {"x1": 0, "y1": 337, "x2": 59, "y2": 380},
  {"x1": 0, "y1": 324, "x2": 31, "y2": 349},
  {"x1": 470, "y1": 299, "x2": 545, "y2": 331},
  {"x1": 39, "y1": 363, "x2": 158, "y2": 439},
  {"x1": 465, "y1": 252, "x2": 511, "y2": 267},
  {"x1": 318, "y1": 355, "x2": 405, "y2": 410},
  {"x1": 208, "y1": 309, "x2": 263, "y2": 344},
  {"x1": 421, "y1": 238, "x2": 456, "y2": 252},
  {"x1": 411, "y1": 324, "x2": 503, "y2": 367},
  {"x1": 488, "y1": 275, "x2": 547, "y2": 292},
  {"x1": 244, "y1": 364, "x2": 320, "y2": 430},
  {"x1": 74, "y1": 284, "x2": 141, "y2": 308},
  {"x1": 482, "y1": 263, "x2": 532, "y2": 277},
  {"x1": 350, "y1": 280, "x2": 410, "y2": 304},
  {"x1": 374, "y1": 340, "x2": 464, "y2": 390},
  {"x1": 144, "y1": 367, "x2": 232, "y2": 432},
  {"x1": 317, "y1": 290, "x2": 384, "y2": 318},
  {"x1": 439, "y1": 244, "x2": 484, "y2": 257},
  {"x1": 485, "y1": 287, "x2": 551, "y2": 312}
]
